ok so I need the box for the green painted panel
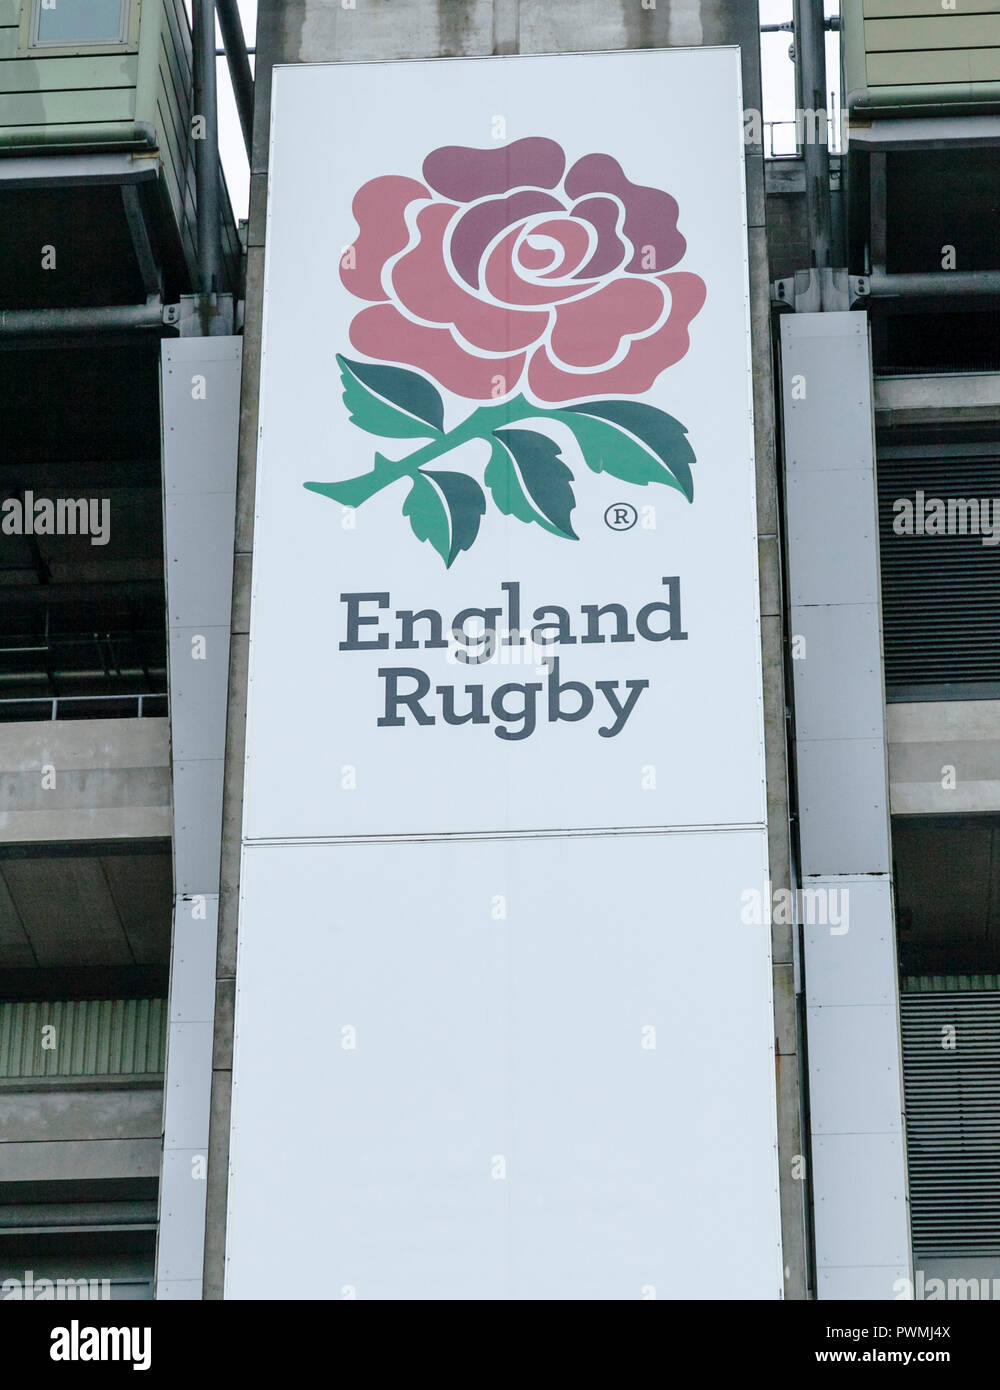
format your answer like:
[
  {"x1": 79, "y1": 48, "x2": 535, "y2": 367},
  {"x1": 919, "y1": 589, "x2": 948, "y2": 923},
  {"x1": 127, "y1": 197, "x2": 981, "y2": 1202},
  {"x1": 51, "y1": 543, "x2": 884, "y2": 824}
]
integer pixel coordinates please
[
  {"x1": 0, "y1": 1, "x2": 19, "y2": 27},
  {"x1": 843, "y1": 0, "x2": 870, "y2": 100},
  {"x1": 868, "y1": 45, "x2": 1000, "y2": 83},
  {"x1": 158, "y1": 30, "x2": 189, "y2": 143},
  {"x1": 0, "y1": 30, "x2": 17, "y2": 62},
  {"x1": 0, "y1": 53, "x2": 137, "y2": 94},
  {"x1": 866, "y1": 15, "x2": 1000, "y2": 50},
  {"x1": 0, "y1": 84, "x2": 135, "y2": 124},
  {"x1": 156, "y1": 68, "x2": 184, "y2": 172},
  {"x1": 162, "y1": 0, "x2": 191, "y2": 87},
  {"x1": 156, "y1": 86, "x2": 186, "y2": 225},
  {"x1": 865, "y1": 0, "x2": 1000, "y2": 15}
]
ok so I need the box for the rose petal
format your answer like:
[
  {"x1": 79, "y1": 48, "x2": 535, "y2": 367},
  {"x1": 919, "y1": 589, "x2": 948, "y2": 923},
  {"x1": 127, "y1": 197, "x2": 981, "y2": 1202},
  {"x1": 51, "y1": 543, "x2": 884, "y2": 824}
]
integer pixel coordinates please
[
  {"x1": 528, "y1": 218, "x2": 592, "y2": 279},
  {"x1": 423, "y1": 137, "x2": 565, "y2": 201},
  {"x1": 565, "y1": 154, "x2": 686, "y2": 273},
  {"x1": 570, "y1": 196, "x2": 628, "y2": 278},
  {"x1": 484, "y1": 226, "x2": 597, "y2": 306},
  {"x1": 450, "y1": 191, "x2": 563, "y2": 289},
  {"x1": 527, "y1": 272, "x2": 706, "y2": 402},
  {"x1": 341, "y1": 175, "x2": 429, "y2": 302},
  {"x1": 548, "y1": 278, "x2": 665, "y2": 369},
  {"x1": 390, "y1": 203, "x2": 548, "y2": 353},
  {"x1": 519, "y1": 240, "x2": 557, "y2": 271},
  {"x1": 349, "y1": 304, "x2": 525, "y2": 401}
]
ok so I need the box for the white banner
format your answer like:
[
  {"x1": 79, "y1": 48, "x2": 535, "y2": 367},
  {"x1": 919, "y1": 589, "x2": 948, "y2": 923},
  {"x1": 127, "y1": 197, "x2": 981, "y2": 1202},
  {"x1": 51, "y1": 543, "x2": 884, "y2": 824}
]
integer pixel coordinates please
[
  {"x1": 230, "y1": 48, "x2": 781, "y2": 1300},
  {"x1": 244, "y1": 48, "x2": 764, "y2": 840}
]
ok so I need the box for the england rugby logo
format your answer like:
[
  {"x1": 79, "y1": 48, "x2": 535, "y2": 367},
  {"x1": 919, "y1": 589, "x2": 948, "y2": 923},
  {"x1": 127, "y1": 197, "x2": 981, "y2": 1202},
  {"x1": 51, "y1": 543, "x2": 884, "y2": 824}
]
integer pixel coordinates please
[{"x1": 306, "y1": 137, "x2": 706, "y2": 566}]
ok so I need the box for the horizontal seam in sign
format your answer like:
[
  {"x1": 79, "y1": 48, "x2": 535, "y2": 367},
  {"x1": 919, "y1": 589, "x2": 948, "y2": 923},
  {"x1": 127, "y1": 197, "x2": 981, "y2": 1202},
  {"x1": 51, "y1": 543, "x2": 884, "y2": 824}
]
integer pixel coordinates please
[{"x1": 242, "y1": 822, "x2": 769, "y2": 848}]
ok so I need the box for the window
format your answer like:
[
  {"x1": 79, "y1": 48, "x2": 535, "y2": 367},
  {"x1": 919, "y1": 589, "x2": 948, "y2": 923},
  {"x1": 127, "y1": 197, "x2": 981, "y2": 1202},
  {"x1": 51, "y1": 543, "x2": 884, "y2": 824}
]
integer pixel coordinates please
[{"x1": 27, "y1": 0, "x2": 131, "y2": 49}]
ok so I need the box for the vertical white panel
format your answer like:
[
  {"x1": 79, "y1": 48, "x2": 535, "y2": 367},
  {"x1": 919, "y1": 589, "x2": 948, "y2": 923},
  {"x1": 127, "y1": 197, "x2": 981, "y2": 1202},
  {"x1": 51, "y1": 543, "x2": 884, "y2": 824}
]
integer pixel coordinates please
[
  {"x1": 781, "y1": 313, "x2": 912, "y2": 1297},
  {"x1": 158, "y1": 338, "x2": 241, "y2": 1300},
  {"x1": 231, "y1": 50, "x2": 780, "y2": 1298}
]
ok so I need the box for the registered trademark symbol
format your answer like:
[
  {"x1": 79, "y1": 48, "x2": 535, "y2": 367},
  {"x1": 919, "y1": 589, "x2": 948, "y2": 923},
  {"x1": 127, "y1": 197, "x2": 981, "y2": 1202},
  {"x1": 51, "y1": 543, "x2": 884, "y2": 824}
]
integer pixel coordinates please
[{"x1": 604, "y1": 503, "x2": 637, "y2": 531}]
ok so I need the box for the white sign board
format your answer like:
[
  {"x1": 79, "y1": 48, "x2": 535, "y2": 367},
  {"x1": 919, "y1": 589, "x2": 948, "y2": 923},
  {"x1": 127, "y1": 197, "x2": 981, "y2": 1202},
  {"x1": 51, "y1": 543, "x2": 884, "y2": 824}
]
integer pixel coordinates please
[{"x1": 229, "y1": 48, "x2": 782, "y2": 1299}]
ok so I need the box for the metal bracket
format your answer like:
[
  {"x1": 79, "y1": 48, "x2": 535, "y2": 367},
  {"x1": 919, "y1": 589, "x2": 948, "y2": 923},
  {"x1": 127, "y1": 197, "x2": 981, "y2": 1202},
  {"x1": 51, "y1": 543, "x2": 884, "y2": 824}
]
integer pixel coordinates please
[
  {"x1": 170, "y1": 294, "x2": 235, "y2": 337},
  {"x1": 771, "y1": 267, "x2": 853, "y2": 313}
]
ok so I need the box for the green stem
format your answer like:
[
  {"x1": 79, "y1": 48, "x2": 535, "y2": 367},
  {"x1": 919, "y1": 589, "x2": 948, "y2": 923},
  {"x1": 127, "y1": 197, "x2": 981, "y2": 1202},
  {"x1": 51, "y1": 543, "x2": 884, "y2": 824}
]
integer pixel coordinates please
[{"x1": 305, "y1": 396, "x2": 543, "y2": 507}]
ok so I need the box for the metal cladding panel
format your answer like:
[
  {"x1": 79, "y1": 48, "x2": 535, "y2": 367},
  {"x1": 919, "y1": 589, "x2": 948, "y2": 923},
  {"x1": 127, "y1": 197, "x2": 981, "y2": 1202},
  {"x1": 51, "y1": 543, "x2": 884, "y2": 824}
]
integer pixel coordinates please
[
  {"x1": 781, "y1": 313, "x2": 876, "y2": 474},
  {"x1": 171, "y1": 758, "x2": 225, "y2": 896},
  {"x1": 807, "y1": 1006, "x2": 906, "y2": 1135},
  {"x1": 818, "y1": 1265, "x2": 910, "y2": 1299},
  {"x1": 791, "y1": 604, "x2": 885, "y2": 741},
  {"x1": 786, "y1": 468, "x2": 879, "y2": 608},
  {"x1": 229, "y1": 832, "x2": 781, "y2": 1301},
  {"x1": 782, "y1": 311, "x2": 892, "y2": 879},
  {"x1": 780, "y1": 313, "x2": 910, "y2": 1297},
  {"x1": 159, "y1": 337, "x2": 241, "y2": 1301},
  {"x1": 796, "y1": 738, "x2": 891, "y2": 875},
  {"x1": 846, "y1": 0, "x2": 1000, "y2": 110},
  {"x1": 812, "y1": 1132, "x2": 912, "y2": 1268},
  {"x1": 231, "y1": 49, "x2": 781, "y2": 1299},
  {"x1": 804, "y1": 878, "x2": 897, "y2": 1008},
  {"x1": 166, "y1": 625, "x2": 231, "y2": 762}
]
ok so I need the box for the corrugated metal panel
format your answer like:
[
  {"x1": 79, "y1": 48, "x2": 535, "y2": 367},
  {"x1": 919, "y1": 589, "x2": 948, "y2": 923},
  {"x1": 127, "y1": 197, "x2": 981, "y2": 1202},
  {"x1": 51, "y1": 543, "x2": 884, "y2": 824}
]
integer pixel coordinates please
[
  {"x1": 901, "y1": 991, "x2": 1000, "y2": 1257},
  {"x1": 877, "y1": 452, "x2": 1000, "y2": 692},
  {"x1": 0, "y1": 998, "x2": 166, "y2": 1078}
]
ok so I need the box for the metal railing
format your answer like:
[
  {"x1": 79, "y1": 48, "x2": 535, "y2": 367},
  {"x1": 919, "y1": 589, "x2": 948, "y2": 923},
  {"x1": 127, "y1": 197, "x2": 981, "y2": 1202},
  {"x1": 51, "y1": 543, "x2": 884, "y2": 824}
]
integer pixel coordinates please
[
  {"x1": 764, "y1": 115, "x2": 845, "y2": 160},
  {"x1": 0, "y1": 692, "x2": 167, "y2": 721}
]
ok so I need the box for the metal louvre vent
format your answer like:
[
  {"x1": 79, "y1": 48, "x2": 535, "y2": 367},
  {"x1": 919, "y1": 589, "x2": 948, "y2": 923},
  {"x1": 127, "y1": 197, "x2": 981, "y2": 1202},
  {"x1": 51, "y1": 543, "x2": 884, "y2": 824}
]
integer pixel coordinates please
[
  {"x1": 901, "y1": 991, "x2": 1000, "y2": 1257},
  {"x1": 0, "y1": 998, "x2": 166, "y2": 1078},
  {"x1": 877, "y1": 450, "x2": 1000, "y2": 697}
]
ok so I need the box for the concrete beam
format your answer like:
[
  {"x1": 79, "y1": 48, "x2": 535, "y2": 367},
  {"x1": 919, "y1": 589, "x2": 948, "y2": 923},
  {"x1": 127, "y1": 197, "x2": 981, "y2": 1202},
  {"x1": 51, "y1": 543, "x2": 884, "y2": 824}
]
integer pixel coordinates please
[
  {"x1": 875, "y1": 372, "x2": 1000, "y2": 427},
  {"x1": 0, "y1": 1081, "x2": 163, "y2": 1145},
  {"x1": 0, "y1": 718, "x2": 170, "y2": 844},
  {"x1": 888, "y1": 700, "x2": 1000, "y2": 815},
  {"x1": 0, "y1": 1138, "x2": 160, "y2": 1183}
]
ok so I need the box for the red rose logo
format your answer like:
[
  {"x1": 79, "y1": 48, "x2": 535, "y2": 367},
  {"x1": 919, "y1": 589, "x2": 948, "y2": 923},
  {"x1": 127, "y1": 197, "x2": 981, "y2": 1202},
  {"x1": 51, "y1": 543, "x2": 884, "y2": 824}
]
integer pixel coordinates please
[
  {"x1": 307, "y1": 139, "x2": 706, "y2": 567},
  {"x1": 341, "y1": 136, "x2": 706, "y2": 403}
]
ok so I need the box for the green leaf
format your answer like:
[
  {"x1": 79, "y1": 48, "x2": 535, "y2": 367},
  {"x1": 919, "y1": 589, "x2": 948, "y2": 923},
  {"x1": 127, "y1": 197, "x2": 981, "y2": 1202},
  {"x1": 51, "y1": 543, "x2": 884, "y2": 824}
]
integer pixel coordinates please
[
  {"x1": 402, "y1": 469, "x2": 486, "y2": 568},
  {"x1": 555, "y1": 400, "x2": 695, "y2": 501},
  {"x1": 338, "y1": 354, "x2": 444, "y2": 439},
  {"x1": 488, "y1": 429, "x2": 577, "y2": 539}
]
